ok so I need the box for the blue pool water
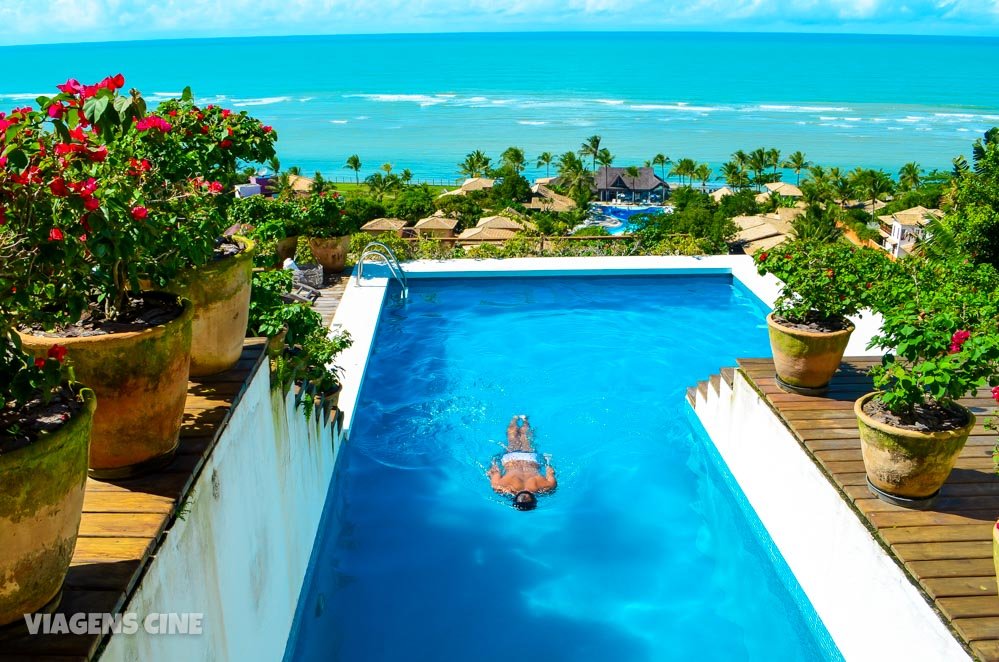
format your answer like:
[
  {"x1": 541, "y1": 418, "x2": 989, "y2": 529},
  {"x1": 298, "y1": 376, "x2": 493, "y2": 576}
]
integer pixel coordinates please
[
  {"x1": 593, "y1": 205, "x2": 668, "y2": 235},
  {"x1": 287, "y1": 275, "x2": 842, "y2": 661}
]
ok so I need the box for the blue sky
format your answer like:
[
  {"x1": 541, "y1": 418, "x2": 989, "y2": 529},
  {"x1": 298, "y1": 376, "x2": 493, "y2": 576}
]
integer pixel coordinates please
[{"x1": 1, "y1": 0, "x2": 998, "y2": 45}]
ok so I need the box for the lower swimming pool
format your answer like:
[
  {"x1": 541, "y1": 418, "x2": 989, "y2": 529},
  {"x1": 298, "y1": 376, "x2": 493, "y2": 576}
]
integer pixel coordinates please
[{"x1": 286, "y1": 274, "x2": 842, "y2": 661}]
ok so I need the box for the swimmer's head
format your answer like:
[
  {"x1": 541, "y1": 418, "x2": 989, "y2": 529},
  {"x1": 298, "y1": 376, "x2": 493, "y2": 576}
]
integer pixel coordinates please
[{"x1": 513, "y1": 491, "x2": 537, "y2": 511}]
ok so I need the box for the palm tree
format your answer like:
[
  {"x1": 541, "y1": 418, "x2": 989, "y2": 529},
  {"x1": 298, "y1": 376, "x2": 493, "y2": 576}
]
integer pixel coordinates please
[
  {"x1": 766, "y1": 148, "x2": 781, "y2": 178},
  {"x1": 500, "y1": 146, "x2": 526, "y2": 173},
  {"x1": 625, "y1": 165, "x2": 640, "y2": 203},
  {"x1": 365, "y1": 172, "x2": 388, "y2": 201},
  {"x1": 401, "y1": 168, "x2": 413, "y2": 186},
  {"x1": 536, "y1": 151, "x2": 554, "y2": 178},
  {"x1": 381, "y1": 163, "x2": 393, "y2": 176},
  {"x1": 694, "y1": 163, "x2": 712, "y2": 190},
  {"x1": 651, "y1": 153, "x2": 670, "y2": 183},
  {"x1": 557, "y1": 151, "x2": 594, "y2": 208},
  {"x1": 720, "y1": 161, "x2": 749, "y2": 189},
  {"x1": 732, "y1": 150, "x2": 748, "y2": 169},
  {"x1": 579, "y1": 135, "x2": 603, "y2": 172},
  {"x1": 345, "y1": 154, "x2": 362, "y2": 185},
  {"x1": 669, "y1": 157, "x2": 696, "y2": 187},
  {"x1": 458, "y1": 150, "x2": 491, "y2": 178},
  {"x1": 595, "y1": 148, "x2": 614, "y2": 170},
  {"x1": 782, "y1": 151, "x2": 811, "y2": 185},
  {"x1": 851, "y1": 168, "x2": 894, "y2": 217},
  {"x1": 898, "y1": 162, "x2": 922, "y2": 191},
  {"x1": 747, "y1": 148, "x2": 768, "y2": 191},
  {"x1": 791, "y1": 204, "x2": 843, "y2": 243}
]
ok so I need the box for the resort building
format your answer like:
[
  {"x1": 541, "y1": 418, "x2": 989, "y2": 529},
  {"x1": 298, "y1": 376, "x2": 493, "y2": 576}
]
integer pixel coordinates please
[
  {"x1": 710, "y1": 186, "x2": 734, "y2": 203},
  {"x1": 764, "y1": 181, "x2": 804, "y2": 198},
  {"x1": 592, "y1": 166, "x2": 668, "y2": 203},
  {"x1": 876, "y1": 206, "x2": 943, "y2": 258},
  {"x1": 476, "y1": 214, "x2": 533, "y2": 232},
  {"x1": 414, "y1": 214, "x2": 459, "y2": 238},
  {"x1": 525, "y1": 183, "x2": 576, "y2": 213},
  {"x1": 456, "y1": 226, "x2": 517, "y2": 244},
  {"x1": 360, "y1": 217, "x2": 409, "y2": 237},
  {"x1": 730, "y1": 211, "x2": 800, "y2": 254},
  {"x1": 438, "y1": 177, "x2": 495, "y2": 198}
]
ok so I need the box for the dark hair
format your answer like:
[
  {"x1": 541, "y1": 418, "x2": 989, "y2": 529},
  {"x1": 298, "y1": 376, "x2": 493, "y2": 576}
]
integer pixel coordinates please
[{"x1": 513, "y1": 491, "x2": 537, "y2": 511}]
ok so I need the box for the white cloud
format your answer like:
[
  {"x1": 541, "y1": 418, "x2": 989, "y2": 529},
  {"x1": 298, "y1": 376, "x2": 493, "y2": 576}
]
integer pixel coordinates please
[{"x1": 0, "y1": 0, "x2": 997, "y2": 44}]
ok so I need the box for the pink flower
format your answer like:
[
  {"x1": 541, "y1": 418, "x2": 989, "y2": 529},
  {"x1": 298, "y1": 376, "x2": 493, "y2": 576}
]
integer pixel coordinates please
[
  {"x1": 949, "y1": 330, "x2": 971, "y2": 354},
  {"x1": 49, "y1": 228, "x2": 64, "y2": 241},
  {"x1": 131, "y1": 206, "x2": 148, "y2": 220},
  {"x1": 56, "y1": 78, "x2": 83, "y2": 95},
  {"x1": 48, "y1": 101, "x2": 66, "y2": 119},
  {"x1": 207, "y1": 181, "x2": 223, "y2": 194},
  {"x1": 992, "y1": 385, "x2": 999, "y2": 403}
]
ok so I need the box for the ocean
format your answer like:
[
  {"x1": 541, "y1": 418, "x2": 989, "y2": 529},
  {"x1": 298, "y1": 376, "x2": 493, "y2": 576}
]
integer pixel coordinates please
[{"x1": 2, "y1": 32, "x2": 998, "y2": 183}]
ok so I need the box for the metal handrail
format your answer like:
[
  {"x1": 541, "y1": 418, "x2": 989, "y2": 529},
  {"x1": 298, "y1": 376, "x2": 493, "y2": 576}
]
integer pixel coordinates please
[{"x1": 357, "y1": 242, "x2": 409, "y2": 299}]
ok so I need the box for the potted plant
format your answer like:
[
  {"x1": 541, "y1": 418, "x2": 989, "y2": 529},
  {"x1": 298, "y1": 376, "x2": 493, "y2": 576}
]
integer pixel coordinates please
[
  {"x1": 302, "y1": 192, "x2": 359, "y2": 274},
  {"x1": 228, "y1": 194, "x2": 300, "y2": 267},
  {"x1": 755, "y1": 241, "x2": 888, "y2": 394},
  {"x1": 7, "y1": 76, "x2": 195, "y2": 478},
  {"x1": 136, "y1": 92, "x2": 277, "y2": 376},
  {"x1": 247, "y1": 269, "x2": 296, "y2": 358},
  {"x1": 858, "y1": 258, "x2": 999, "y2": 507},
  {"x1": 0, "y1": 204, "x2": 96, "y2": 626}
]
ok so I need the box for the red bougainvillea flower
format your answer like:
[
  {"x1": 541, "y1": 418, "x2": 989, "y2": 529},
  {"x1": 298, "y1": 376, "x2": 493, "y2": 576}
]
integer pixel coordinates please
[
  {"x1": 89, "y1": 145, "x2": 108, "y2": 162},
  {"x1": 47, "y1": 344, "x2": 68, "y2": 363},
  {"x1": 49, "y1": 228, "x2": 64, "y2": 241},
  {"x1": 47, "y1": 101, "x2": 66, "y2": 119},
  {"x1": 199, "y1": 125, "x2": 209, "y2": 134},
  {"x1": 262, "y1": 125, "x2": 273, "y2": 134},
  {"x1": 757, "y1": 252, "x2": 768, "y2": 262},
  {"x1": 131, "y1": 206, "x2": 148, "y2": 220},
  {"x1": 56, "y1": 78, "x2": 83, "y2": 95},
  {"x1": 219, "y1": 139, "x2": 232, "y2": 148},
  {"x1": 207, "y1": 181, "x2": 224, "y2": 194},
  {"x1": 948, "y1": 330, "x2": 971, "y2": 354},
  {"x1": 0, "y1": 208, "x2": 6, "y2": 225},
  {"x1": 34, "y1": 357, "x2": 46, "y2": 369},
  {"x1": 83, "y1": 196, "x2": 100, "y2": 211},
  {"x1": 135, "y1": 116, "x2": 172, "y2": 133},
  {"x1": 992, "y1": 385, "x2": 999, "y2": 403},
  {"x1": 49, "y1": 177, "x2": 69, "y2": 197}
]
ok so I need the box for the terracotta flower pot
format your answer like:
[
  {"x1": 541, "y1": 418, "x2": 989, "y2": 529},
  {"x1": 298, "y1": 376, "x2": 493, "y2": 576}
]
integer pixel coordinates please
[
  {"x1": 162, "y1": 236, "x2": 255, "y2": 377},
  {"x1": 767, "y1": 313, "x2": 854, "y2": 393},
  {"x1": 276, "y1": 235, "x2": 298, "y2": 266},
  {"x1": 856, "y1": 391, "x2": 975, "y2": 502},
  {"x1": 20, "y1": 293, "x2": 193, "y2": 479},
  {"x1": 309, "y1": 236, "x2": 350, "y2": 273},
  {"x1": 0, "y1": 388, "x2": 95, "y2": 626}
]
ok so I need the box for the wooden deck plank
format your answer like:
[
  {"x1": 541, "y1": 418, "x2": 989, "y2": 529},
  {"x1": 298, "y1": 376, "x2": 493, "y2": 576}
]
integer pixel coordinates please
[{"x1": 735, "y1": 356, "x2": 999, "y2": 656}]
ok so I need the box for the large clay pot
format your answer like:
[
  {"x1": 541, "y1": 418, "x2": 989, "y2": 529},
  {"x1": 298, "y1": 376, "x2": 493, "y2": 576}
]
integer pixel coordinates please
[
  {"x1": 0, "y1": 387, "x2": 95, "y2": 625},
  {"x1": 767, "y1": 313, "x2": 854, "y2": 393},
  {"x1": 20, "y1": 293, "x2": 193, "y2": 479},
  {"x1": 856, "y1": 391, "x2": 975, "y2": 503},
  {"x1": 162, "y1": 236, "x2": 255, "y2": 377},
  {"x1": 276, "y1": 235, "x2": 298, "y2": 266},
  {"x1": 309, "y1": 236, "x2": 350, "y2": 273}
]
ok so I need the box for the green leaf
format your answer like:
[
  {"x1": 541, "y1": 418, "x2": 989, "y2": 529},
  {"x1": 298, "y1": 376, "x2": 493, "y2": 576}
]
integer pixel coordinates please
[
  {"x1": 181, "y1": 86, "x2": 193, "y2": 102},
  {"x1": 6, "y1": 148, "x2": 27, "y2": 169}
]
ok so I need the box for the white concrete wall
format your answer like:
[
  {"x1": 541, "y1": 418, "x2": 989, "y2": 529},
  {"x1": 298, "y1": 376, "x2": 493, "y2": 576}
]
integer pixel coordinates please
[
  {"x1": 101, "y1": 362, "x2": 343, "y2": 662},
  {"x1": 694, "y1": 370, "x2": 969, "y2": 662}
]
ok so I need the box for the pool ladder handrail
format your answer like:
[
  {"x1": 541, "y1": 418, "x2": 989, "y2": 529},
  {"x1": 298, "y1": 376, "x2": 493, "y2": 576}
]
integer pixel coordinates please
[{"x1": 357, "y1": 241, "x2": 409, "y2": 299}]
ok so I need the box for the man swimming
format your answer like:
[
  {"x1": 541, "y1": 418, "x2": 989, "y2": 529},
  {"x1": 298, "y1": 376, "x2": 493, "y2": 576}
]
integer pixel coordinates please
[{"x1": 487, "y1": 415, "x2": 557, "y2": 511}]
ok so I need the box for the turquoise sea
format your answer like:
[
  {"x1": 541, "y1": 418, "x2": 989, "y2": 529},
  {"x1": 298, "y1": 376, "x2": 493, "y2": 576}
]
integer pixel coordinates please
[{"x1": 2, "y1": 32, "x2": 999, "y2": 182}]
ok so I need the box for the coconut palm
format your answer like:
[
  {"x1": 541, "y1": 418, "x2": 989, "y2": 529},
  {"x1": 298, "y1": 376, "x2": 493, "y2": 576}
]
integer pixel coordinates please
[
  {"x1": 536, "y1": 151, "x2": 554, "y2": 178},
  {"x1": 365, "y1": 172, "x2": 389, "y2": 201},
  {"x1": 694, "y1": 163, "x2": 712, "y2": 190},
  {"x1": 782, "y1": 151, "x2": 811, "y2": 185},
  {"x1": 595, "y1": 148, "x2": 614, "y2": 170},
  {"x1": 850, "y1": 168, "x2": 895, "y2": 217},
  {"x1": 732, "y1": 150, "x2": 748, "y2": 169},
  {"x1": 579, "y1": 135, "x2": 603, "y2": 172},
  {"x1": 401, "y1": 168, "x2": 413, "y2": 186},
  {"x1": 791, "y1": 204, "x2": 843, "y2": 243},
  {"x1": 381, "y1": 163, "x2": 393, "y2": 176},
  {"x1": 747, "y1": 148, "x2": 768, "y2": 191},
  {"x1": 720, "y1": 161, "x2": 749, "y2": 189},
  {"x1": 345, "y1": 154, "x2": 362, "y2": 185},
  {"x1": 558, "y1": 151, "x2": 594, "y2": 208},
  {"x1": 501, "y1": 146, "x2": 526, "y2": 173},
  {"x1": 651, "y1": 153, "x2": 670, "y2": 183},
  {"x1": 624, "y1": 165, "x2": 641, "y2": 203},
  {"x1": 898, "y1": 162, "x2": 922, "y2": 191},
  {"x1": 458, "y1": 150, "x2": 491, "y2": 178}
]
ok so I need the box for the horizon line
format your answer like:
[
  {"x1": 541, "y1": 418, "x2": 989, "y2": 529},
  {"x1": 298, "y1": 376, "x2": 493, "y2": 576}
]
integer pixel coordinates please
[{"x1": 4, "y1": 28, "x2": 999, "y2": 49}]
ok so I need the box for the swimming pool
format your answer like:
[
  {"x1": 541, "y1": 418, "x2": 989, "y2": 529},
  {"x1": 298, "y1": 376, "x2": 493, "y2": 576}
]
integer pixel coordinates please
[
  {"x1": 286, "y1": 274, "x2": 842, "y2": 661},
  {"x1": 590, "y1": 205, "x2": 667, "y2": 235}
]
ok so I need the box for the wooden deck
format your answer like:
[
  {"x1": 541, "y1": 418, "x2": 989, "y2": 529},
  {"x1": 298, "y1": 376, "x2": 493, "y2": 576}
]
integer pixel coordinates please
[{"x1": 736, "y1": 357, "x2": 999, "y2": 661}]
